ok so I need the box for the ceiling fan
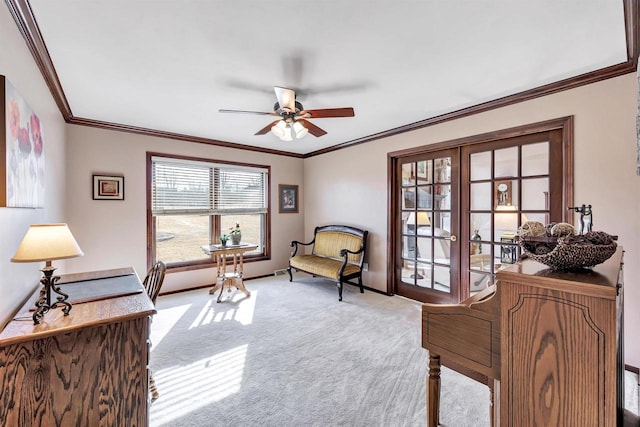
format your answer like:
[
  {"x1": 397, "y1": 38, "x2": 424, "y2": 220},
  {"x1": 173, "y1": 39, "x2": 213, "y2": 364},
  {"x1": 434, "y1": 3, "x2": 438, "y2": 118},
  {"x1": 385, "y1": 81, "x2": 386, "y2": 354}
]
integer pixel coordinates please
[{"x1": 219, "y1": 86, "x2": 355, "y2": 141}]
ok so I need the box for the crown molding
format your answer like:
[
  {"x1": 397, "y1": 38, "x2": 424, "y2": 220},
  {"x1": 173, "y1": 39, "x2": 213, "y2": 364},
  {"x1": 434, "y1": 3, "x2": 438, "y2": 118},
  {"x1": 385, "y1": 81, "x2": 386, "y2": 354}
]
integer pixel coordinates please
[
  {"x1": 5, "y1": 0, "x2": 72, "y2": 119},
  {"x1": 68, "y1": 117, "x2": 304, "y2": 158},
  {"x1": 303, "y1": 61, "x2": 635, "y2": 158},
  {"x1": 624, "y1": 0, "x2": 640, "y2": 67}
]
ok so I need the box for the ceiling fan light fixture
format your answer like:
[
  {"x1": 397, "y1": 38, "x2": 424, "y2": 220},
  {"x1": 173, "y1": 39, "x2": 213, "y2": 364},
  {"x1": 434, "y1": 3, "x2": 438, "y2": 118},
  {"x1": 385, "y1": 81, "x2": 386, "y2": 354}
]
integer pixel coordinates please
[
  {"x1": 271, "y1": 120, "x2": 287, "y2": 138},
  {"x1": 222, "y1": 86, "x2": 354, "y2": 139},
  {"x1": 280, "y1": 125, "x2": 293, "y2": 141},
  {"x1": 292, "y1": 121, "x2": 309, "y2": 139}
]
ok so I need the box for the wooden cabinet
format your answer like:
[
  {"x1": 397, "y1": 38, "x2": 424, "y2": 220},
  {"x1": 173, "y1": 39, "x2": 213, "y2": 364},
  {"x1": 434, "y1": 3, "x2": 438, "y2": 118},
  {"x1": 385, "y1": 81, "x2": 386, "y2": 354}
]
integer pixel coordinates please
[
  {"x1": 0, "y1": 268, "x2": 156, "y2": 426},
  {"x1": 497, "y1": 248, "x2": 624, "y2": 426}
]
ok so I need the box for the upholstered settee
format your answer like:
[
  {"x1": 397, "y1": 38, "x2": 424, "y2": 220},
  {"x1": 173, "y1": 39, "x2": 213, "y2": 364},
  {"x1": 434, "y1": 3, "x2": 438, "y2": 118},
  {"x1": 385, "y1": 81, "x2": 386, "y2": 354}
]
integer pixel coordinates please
[{"x1": 287, "y1": 225, "x2": 368, "y2": 301}]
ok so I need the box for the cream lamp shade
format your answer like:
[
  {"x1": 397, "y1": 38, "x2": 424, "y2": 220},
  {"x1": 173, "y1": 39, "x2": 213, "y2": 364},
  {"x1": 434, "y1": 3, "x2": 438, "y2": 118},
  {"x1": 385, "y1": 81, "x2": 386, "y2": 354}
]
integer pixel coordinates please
[
  {"x1": 416, "y1": 211, "x2": 431, "y2": 226},
  {"x1": 11, "y1": 223, "x2": 84, "y2": 263},
  {"x1": 494, "y1": 205, "x2": 519, "y2": 232},
  {"x1": 407, "y1": 211, "x2": 431, "y2": 226}
]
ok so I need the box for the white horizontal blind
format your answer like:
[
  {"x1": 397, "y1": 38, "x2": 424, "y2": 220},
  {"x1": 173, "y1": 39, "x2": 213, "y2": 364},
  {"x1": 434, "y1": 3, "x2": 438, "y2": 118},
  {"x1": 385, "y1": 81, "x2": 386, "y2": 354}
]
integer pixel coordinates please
[
  {"x1": 153, "y1": 161, "x2": 212, "y2": 214},
  {"x1": 216, "y1": 169, "x2": 266, "y2": 212},
  {"x1": 152, "y1": 157, "x2": 267, "y2": 215}
]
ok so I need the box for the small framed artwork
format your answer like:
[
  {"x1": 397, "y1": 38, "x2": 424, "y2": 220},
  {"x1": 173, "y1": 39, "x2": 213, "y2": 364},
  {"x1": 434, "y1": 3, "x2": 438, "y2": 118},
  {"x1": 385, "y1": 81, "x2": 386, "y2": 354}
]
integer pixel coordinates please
[
  {"x1": 279, "y1": 184, "x2": 298, "y2": 213},
  {"x1": 495, "y1": 180, "x2": 512, "y2": 207},
  {"x1": 93, "y1": 174, "x2": 124, "y2": 200},
  {"x1": 416, "y1": 161, "x2": 428, "y2": 180}
]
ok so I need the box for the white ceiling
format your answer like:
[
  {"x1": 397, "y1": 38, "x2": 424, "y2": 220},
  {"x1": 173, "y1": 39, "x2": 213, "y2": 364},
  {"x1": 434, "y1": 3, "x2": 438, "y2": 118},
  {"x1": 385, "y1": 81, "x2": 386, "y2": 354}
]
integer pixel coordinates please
[{"x1": 27, "y1": 1, "x2": 628, "y2": 156}]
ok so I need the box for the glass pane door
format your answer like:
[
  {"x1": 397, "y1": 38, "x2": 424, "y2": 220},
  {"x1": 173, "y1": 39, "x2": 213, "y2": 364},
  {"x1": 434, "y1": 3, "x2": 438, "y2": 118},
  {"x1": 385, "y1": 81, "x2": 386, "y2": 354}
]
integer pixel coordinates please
[
  {"x1": 465, "y1": 139, "x2": 553, "y2": 296},
  {"x1": 397, "y1": 149, "x2": 459, "y2": 303},
  {"x1": 391, "y1": 122, "x2": 570, "y2": 305}
]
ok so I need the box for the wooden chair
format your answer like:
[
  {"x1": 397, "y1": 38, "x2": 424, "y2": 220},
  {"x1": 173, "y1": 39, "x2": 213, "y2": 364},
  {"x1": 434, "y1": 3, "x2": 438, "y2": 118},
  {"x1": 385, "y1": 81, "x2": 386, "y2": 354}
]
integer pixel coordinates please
[
  {"x1": 143, "y1": 261, "x2": 166, "y2": 402},
  {"x1": 144, "y1": 261, "x2": 166, "y2": 305}
]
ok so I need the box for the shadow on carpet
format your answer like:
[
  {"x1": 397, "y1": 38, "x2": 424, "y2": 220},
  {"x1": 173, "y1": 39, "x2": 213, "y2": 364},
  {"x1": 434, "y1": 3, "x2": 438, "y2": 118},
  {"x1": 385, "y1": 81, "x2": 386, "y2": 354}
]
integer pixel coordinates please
[{"x1": 148, "y1": 274, "x2": 489, "y2": 427}]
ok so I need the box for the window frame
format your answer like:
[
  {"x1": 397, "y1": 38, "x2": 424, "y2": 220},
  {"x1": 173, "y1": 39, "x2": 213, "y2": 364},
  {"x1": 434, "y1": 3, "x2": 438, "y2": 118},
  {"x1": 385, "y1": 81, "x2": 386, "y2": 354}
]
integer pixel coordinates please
[{"x1": 146, "y1": 152, "x2": 271, "y2": 272}]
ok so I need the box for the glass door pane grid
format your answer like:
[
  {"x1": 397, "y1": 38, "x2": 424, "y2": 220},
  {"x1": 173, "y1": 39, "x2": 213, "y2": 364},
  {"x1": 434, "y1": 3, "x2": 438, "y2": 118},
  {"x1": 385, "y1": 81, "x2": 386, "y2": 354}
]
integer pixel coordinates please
[
  {"x1": 401, "y1": 160, "x2": 437, "y2": 289},
  {"x1": 468, "y1": 145, "x2": 552, "y2": 285},
  {"x1": 399, "y1": 154, "x2": 455, "y2": 296}
]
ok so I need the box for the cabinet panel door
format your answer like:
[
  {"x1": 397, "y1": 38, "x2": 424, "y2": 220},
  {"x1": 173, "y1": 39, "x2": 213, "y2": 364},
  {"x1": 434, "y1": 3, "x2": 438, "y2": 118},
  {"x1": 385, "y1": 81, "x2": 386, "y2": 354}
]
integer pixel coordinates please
[{"x1": 501, "y1": 284, "x2": 617, "y2": 427}]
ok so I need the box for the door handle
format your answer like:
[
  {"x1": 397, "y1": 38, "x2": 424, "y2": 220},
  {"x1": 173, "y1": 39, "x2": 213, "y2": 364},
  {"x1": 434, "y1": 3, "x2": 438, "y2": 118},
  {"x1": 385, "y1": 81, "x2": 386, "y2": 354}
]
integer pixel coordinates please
[{"x1": 449, "y1": 235, "x2": 457, "y2": 242}]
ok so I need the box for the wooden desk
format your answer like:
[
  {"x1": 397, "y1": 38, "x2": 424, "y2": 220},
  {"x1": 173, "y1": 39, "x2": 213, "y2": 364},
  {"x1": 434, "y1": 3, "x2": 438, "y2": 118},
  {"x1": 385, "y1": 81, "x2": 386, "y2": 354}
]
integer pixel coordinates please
[
  {"x1": 422, "y1": 248, "x2": 624, "y2": 426},
  {"x1": 0, "y1": 267, "x2": 155, "y2": 426},
  {"x1": 202, "y1": 244, "x2": 258, "y2": 302}
]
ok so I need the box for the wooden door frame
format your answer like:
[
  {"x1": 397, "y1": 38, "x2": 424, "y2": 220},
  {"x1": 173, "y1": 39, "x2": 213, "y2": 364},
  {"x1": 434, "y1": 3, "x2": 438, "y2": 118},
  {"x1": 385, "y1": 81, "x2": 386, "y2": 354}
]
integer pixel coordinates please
[{"x1": 387, "y1": 116, "x2": 574, "y2": 299}]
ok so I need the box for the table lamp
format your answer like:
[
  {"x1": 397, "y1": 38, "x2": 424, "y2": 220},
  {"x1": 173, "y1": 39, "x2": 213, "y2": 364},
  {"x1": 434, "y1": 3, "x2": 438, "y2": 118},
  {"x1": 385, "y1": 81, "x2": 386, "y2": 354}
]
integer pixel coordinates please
[
  {"x1": 11, "y1": 223, "x2": 84, "y2": 324},
  {"x1": 494, "y1": 205, "x2": 519, "y2": 235},
  {"x1": 407, "y1": 211, "x2": 431, "y2": 228},
  {"x1": 495, "y1": 206, "x2": 520, "y2": 264}
]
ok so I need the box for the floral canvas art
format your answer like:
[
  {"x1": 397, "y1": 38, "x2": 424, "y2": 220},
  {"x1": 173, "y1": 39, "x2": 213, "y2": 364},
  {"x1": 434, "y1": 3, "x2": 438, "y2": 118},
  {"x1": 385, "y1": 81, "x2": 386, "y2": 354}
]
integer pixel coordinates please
[{"x1": 1, "y1": 76, "x2": 45, "y2": 208}]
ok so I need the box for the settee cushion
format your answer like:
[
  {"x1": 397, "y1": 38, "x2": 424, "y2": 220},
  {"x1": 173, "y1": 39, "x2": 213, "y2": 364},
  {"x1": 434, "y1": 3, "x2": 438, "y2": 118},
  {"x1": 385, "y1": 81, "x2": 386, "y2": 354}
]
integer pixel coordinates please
[
  {"x1": 289, "y1": 254, "x2": 361, "y2": 279},
  {"x1": 313, "y1": 231, "x2": 364, "y2": 264}
]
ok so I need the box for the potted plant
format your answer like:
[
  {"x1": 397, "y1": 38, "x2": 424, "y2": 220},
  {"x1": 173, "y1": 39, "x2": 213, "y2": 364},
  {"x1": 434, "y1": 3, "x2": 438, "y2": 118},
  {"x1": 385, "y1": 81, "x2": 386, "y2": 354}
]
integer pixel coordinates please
[
  {"x1": 219, "y1": 234, "x2": 229, "y2": 246},
  {"x1": 229, "y1": 223, "x2": 242, "y2": 245}
]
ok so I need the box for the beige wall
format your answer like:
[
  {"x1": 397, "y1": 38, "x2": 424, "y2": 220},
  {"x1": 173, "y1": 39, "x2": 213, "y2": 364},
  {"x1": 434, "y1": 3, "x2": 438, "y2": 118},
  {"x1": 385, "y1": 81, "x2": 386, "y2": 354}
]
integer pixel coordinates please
[
  {"x1": 304, "y1": 73, "x2": 640, "y2": 367},
  {"x1": 64, "y1": 126, "x2": 304, "y2": 294},
  {"x1": 0, "y1": 5, "x2": 68, "y2": 327},
  {"x1": 3, "y1": 0, "x2": 638, "y2": 368}
]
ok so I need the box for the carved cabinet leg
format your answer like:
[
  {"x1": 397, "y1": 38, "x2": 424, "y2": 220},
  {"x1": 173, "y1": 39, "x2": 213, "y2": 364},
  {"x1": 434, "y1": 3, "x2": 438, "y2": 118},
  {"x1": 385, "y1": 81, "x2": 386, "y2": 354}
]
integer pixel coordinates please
[{"x1": 427, "y1": 353, "x2": 441, "y2": 427}]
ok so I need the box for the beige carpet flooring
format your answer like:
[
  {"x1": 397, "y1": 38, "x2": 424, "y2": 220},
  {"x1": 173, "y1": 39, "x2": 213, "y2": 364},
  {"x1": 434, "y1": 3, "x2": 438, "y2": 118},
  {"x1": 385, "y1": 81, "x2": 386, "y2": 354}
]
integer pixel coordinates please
[
  {"x1": 148, "y1": 273, "x2": 639, "y2": 426},
  {"x1": 148, "y1": 273, "x2": 489, "y2": 427}
]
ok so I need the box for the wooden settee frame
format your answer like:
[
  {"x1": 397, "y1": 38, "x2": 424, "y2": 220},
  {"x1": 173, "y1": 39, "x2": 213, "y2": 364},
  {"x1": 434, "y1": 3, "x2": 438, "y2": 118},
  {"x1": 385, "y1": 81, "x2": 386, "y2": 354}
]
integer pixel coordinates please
[{"x1": 287, "y1": 225, "x2": 368, "y2": 301}]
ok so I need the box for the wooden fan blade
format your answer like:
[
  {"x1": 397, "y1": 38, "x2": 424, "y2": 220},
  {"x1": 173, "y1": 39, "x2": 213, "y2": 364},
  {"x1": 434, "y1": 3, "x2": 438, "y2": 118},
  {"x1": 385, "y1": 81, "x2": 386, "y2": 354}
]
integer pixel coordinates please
[
  {"x1": 274, "y1": 86, "x2": 296, "y2": 112},
  {"x1": 219, "y1": 109, "x2": 278, "y2": 116},
  {"x1": 299, "y1": 119, "x2": 327, "y2": 137},
  {"x1": 255, "y1": 120, "x2": 281, "y2": 135},
  {"x1": 299, "y1": 107, "x2": 355, "y2": 118}
]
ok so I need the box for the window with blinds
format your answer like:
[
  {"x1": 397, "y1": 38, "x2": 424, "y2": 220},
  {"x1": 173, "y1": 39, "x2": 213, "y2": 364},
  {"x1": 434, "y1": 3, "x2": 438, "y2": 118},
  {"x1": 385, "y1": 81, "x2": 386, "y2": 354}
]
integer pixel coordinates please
[
  {"x1": 152, "y1": 158, "x2": 268, "y2": 215},
  {"x1": 148, "y1": 154, "x2": 270, "y2": 268}
]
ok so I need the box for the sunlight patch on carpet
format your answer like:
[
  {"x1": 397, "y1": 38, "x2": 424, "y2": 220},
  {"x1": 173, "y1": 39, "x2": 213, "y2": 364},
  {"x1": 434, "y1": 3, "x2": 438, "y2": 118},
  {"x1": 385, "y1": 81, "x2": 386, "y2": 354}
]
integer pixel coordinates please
[
  {"x1": 189, "y1": 290, "x2": 257, "y2": 329},
  {"x1": 150, "y1": 344, "x2": 248, "y2": 426},
  {"x1": 150, "y1": 304, "x2": 192, "y2": 349}
]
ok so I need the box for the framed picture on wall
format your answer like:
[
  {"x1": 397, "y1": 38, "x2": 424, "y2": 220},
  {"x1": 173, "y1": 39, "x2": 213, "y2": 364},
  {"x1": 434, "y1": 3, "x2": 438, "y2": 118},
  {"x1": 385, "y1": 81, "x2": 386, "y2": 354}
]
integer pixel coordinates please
[
  {"x1": 279, "y1": 184, "x2": 298, "y2": 213},
  {"x1": 416, "y1": 161, "x2": 428, "y2": 179},
  {"x1": 1, "y1": 75, "x2": 46, "y2": 208},
  {"x1": 93, "y1": 174, "x2": 124, "y2": 200}
]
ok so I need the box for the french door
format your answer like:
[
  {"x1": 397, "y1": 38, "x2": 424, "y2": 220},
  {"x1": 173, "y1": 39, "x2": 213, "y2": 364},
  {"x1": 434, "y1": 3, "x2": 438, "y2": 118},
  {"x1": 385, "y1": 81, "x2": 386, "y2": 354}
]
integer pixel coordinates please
[
  {"x1": 460, "y1": 131, "x2": 565, "y2": 299},
  {"x1": 390, "y1": 118, "x2": 572, "y2": 304},
  {"x1": 395, "y1": 148, "x2": 460, "y2": 303}
]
